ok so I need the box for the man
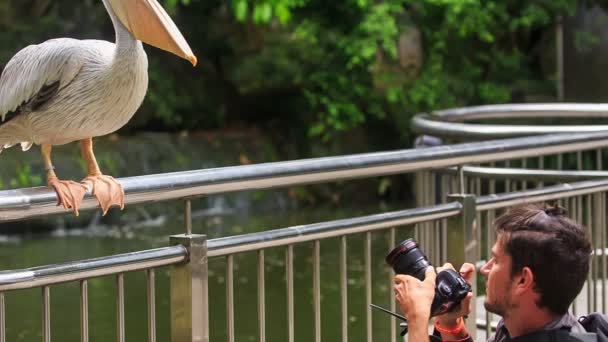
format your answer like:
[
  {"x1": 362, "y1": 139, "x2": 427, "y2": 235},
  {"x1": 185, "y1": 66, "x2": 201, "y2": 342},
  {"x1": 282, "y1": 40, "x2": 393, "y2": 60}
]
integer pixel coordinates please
[{"x1": 394, "y1": 203, "x2": 592, "y2": 341}]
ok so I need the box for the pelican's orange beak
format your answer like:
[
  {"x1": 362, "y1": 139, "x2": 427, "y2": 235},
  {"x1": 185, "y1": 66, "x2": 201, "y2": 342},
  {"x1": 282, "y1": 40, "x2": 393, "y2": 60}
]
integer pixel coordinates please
[{"x1": 107, "y1": 0, "x2": 197, "y2": 66}]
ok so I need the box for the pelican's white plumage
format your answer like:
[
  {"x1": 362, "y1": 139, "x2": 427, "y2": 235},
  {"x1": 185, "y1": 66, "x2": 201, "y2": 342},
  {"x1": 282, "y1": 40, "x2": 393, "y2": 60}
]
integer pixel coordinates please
[
  {"x1": 0, "y1": 0, "x2": 196, "y2": 215},
  {"x1": 0, "y1": 37, "x2": 148, "y2": 148}
]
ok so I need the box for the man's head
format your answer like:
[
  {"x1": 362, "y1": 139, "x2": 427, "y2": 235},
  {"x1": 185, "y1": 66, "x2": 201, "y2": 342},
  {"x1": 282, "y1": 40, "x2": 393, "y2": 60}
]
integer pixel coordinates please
[{"x1": 480, "y1": 203, "x2": 591, "y2": 317}]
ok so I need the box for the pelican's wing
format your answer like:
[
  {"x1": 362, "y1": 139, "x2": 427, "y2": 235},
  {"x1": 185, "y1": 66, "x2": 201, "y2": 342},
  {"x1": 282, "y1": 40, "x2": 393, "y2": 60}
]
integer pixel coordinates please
[{"x1": 0, "y1": 38, "x2": 86, "y2": 122}]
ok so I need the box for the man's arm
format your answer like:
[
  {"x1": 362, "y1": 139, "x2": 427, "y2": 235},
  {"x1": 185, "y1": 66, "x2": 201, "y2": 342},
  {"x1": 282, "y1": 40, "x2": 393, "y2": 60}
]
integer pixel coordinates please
[
  {"x1": 394, "y1": 266, "x2": 436, "y2": 342},
  {"x1": 433, "y1": 263, "x2": 476, "y2": 341}
]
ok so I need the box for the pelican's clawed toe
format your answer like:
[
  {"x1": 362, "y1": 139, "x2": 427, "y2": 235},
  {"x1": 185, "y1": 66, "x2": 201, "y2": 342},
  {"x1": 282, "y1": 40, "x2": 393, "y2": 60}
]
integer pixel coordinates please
[
  {"x1": 82, "y1": 175, "x2": 125, "y2": 215},
  {"x1": 48, "y1": 177, "x2": 88, "y2": 216}
]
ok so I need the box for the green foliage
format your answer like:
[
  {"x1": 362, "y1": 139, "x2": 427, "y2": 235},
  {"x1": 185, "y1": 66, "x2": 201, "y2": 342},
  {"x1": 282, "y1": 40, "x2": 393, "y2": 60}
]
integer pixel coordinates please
[
  {"x1": 0, "y1": 0, "x2": 598, "y2": 150},
  {"x1": 226, "y1": 0, "x2": 581, "y2": 141}
]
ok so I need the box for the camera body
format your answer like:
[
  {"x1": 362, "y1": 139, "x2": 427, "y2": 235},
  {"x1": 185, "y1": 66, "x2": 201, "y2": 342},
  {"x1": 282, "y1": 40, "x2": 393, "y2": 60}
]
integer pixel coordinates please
[{"x1": 386, "y1": 239, "x2": 471, "y2": 317}]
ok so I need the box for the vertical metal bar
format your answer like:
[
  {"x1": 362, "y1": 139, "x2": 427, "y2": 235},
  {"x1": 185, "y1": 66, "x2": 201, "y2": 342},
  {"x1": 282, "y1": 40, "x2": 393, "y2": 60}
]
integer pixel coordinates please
[
  {"x1": 170, "y1": 234, "x2": 208, "y2": 342},
  {"x1": 458, "y1": 166, "x2": 465, "y2": 195},
  {"x1": 80, "y1": 280, "x2": 89, "y2": 342},
  {"x1": 116, "y1": 274, "x2": 125, "y2": 342},
  {"x1": 146, "y1": 269, "x2": 156, "y2": 342},
  {"x1": 538, "y1": 157, "x2": 544, "y2": 188},
  {"x1": 521, "y1": 159, "x2": 528, "y2": 190},
  {"x1": 313, "y1": 240, "x2": 321, "y2": 342},
  {"x1": 587, "y1": 194, "x2": 595, "y2": 313},
  {"x1": 43, "y1": 286, "x2": 51, "y2": 342},
  {"x1": 286, "y1": 245, "x2": 294, "y2": 342},
  {"x1": 446, "y1": 195, "x2": 478, "y2": 338},
  {"x1": 485, "y1": 209, "x2": 495, "y2": 337},
  {"x1": 414, "y1": 171, "x2": 423, "y2": 244},
  {"x1": 389, "y1": 229, "x2": 396, "y2": 342},
  {"x1": 365, "y1": 232, "x2": 372, "y2": 342},
  {"x1": 504, "y1": 160, "x2": 511, "y2": 192},
  {"x1": 257, "y1": 250, "x2": 266, "y2": 342},
  {"x1": 556, "y1": 15, "x2": 565, "y2": 101},
  {"x1": 598, "y1": 150, "x2": 604, "y2": 313},
  {"x1": 226, "y1": 255, "x2": 234, "y2": 342},
  {"x1": 429, "y1": 170, "x2": 436, "y2": 258},
  {"x1": 0, "y1": 292, "x2": 4, "y2": 342},
  {"x1": 594, "y1": 194, "x2": 601, "y2": 312},
  {"x1": 570, "y1": 196, "x2": 578, "y2": 316},
  {"x1": 441, "y1": 176, "x2": 449, "y2": 263},
  {"x1": 185, "y1": 200, "x2": 192, "y2": 235},
  {"x1": 340, "y1": 236, "x2": 348, "y2": 342},
  {"x1": 599, "y1": 192, "x2": 606, "y2": 312}
]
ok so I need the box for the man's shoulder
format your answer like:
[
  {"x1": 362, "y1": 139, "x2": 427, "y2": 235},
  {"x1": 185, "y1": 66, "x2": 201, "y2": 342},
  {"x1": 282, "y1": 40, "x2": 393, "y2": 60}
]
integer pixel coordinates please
[{"x1": 486, "y1": 313, "x2": 608, "y2": 342}]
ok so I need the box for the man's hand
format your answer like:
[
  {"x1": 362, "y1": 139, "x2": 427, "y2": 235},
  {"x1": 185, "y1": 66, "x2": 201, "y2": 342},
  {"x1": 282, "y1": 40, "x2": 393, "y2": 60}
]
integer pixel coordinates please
[
  {"x1": 393, "y1": 266, "x2": 436, "y2": 321},
  {"x1": 435, "y1": 262, "x2": 475, "y2": 326}
]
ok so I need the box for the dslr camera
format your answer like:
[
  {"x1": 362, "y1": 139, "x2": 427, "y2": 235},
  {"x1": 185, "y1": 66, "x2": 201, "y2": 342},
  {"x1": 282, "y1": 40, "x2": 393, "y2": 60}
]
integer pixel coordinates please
[{"x1": 386, "y1": 238, "x2": 471, "y2": 317}]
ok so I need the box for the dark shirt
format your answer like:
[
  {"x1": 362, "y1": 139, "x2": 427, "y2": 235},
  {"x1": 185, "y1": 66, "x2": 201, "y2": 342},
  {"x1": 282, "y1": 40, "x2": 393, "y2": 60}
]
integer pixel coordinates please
[{"x1": 488, "y1": 312, "x2": 586, "y2": 342}]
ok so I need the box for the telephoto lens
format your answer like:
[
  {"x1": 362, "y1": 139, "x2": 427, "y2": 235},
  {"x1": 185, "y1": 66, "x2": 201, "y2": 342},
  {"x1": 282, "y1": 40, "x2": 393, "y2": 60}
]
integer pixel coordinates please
[
  {"x1": 387, "y1": 238, "x2": 471, "y2": 317},
  {"x1": 385, "y1": 238, "x2": 432, "y2": 280}
]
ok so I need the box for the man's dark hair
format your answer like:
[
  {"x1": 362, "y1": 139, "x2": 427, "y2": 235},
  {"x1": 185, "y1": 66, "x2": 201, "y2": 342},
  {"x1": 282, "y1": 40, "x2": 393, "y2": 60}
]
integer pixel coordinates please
[{"x1": 494, "y1": 203, "x2": 592, "y2": 314}]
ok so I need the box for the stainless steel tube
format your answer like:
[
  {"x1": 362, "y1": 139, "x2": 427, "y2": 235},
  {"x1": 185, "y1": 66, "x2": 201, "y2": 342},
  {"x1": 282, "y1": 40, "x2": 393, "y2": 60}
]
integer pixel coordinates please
[
  {"x1": 116, "y1": 274, "x2": 125, "y2": 342},
  {"x1": 476, "y1": 179, "x2": 608, "y2": 211},
  {"x1": 43, "y1": 286, "x2": 51, "y2": 342},
  {"x1": 439, "y1": 166, "x2": 608, "y2": 182},
  {"x1": 4, "y1": 132, "x2": 608, "y2": 221},
  {"x1": 313, "y1": 240, "x2": 321, "y2": 342},
  {"x1": 207, "y1": 203, "x2": 461, "y2": 257},
  {"x1": 389, "y1": 228, "x2": 396, "y2": 342},
  {"x1": 286, "y1": 245, "x2": 294, "y2": 342},
  {"x1": 146, "y1": 269, "x2": 156, "y2": 342},
  {"x1": 0, "y1": 292, "x2": 4, "y2": 342},
  {"x1": 257, "y1": 250, "x2": 265, "y2": 342},
  {"x1": 0, "y1": 246, "x2": 187, "y2": 291},
  {"x1": 80, "y1": 280, "x2": 89, "y2": 342},
  {"x1": 340, "y1": 236, "x2": 348, "y2": 342},
  {"x1": 226, "y1": 255, "x2": 234, "y2": 342}
]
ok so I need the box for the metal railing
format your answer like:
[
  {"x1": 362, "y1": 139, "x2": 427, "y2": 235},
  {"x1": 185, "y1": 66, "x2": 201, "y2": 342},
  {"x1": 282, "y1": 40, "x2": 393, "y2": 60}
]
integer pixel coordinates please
[{"x1": 1, "y1": 104, "x2": 608, "y2": 341}]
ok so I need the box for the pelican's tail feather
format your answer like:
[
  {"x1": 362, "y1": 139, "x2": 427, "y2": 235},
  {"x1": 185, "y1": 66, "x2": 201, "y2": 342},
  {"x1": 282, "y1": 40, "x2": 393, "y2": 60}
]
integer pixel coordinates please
[{"x1": 20, "y1": 141, "x2": 33, "y2": 151}]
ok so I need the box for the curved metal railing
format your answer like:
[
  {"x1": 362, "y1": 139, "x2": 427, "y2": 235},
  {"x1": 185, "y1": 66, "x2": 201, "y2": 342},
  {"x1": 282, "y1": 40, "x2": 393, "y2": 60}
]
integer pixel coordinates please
[{"x1": 412, "y1": 103, "x2": 608, "y2": 140}]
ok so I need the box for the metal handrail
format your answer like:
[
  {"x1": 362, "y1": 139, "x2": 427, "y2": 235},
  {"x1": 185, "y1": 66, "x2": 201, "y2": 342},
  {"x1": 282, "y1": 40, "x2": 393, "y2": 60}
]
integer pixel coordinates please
[
  {"x1": 411, "y1": 103, "x2": 608, "y2": 140},
  {"x1": 0, "y1": 245, "x2": 187, "y2": 291},
  {"x1": 441, "y1": 166, "x2": 608, "y2": 182},
  {"x1": 207, "y1": 202, "x2": 462, "y2": 257},
  {"x1": 476, "y1": 179, "x2": 608, "y2": 211},
  {"x1": 4, "y1": 131, "x2": 608, "y2": 221},
  {"x1": 207, "y1": 178, "x2": 608, "y2": 257}
]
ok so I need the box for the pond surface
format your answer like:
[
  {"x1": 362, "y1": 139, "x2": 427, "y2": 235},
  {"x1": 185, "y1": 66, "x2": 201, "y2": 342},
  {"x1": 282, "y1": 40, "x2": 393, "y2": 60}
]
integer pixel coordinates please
[{"x1": 0, "y1": 133, "x2": 415, "y2": 341}]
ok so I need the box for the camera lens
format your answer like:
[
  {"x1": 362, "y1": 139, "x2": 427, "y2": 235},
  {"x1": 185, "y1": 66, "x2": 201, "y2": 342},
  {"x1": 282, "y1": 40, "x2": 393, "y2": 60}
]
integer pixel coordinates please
[{"x1": 385, "y1": 239, "x2": 430, "y2": 280}]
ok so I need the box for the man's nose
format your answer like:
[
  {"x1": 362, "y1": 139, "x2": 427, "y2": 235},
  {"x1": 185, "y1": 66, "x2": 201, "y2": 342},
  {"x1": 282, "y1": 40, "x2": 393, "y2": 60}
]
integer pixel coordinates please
[{"x1": 480, "y1": 261, "x2": 490, "y2": 276}]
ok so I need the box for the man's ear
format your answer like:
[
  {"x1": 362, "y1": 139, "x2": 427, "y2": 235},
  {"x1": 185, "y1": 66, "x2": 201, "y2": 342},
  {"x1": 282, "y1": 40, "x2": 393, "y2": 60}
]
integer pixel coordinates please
[{"x1": 515, "y1": 267, "x2": 535, "y2": 293}]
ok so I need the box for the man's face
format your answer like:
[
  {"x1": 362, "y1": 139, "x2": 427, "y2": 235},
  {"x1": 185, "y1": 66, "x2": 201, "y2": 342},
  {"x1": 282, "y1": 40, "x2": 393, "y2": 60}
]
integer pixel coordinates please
[{"x1": 480, "y1": 235, "x2": 518, "y2": 316}]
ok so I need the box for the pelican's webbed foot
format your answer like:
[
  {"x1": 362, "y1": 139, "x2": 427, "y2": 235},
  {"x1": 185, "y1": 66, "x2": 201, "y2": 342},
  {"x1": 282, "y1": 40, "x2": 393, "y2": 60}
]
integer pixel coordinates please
[
  {"x1": 82, "y1": 175, "x2": 124, "y2": 215},
  {"x1": 48, "y1": 176, "x2": 88, "y2": 216}
]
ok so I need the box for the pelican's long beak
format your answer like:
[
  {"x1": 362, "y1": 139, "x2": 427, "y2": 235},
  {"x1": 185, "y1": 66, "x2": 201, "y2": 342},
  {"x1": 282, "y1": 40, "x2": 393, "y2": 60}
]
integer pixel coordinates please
[{"x1": 107, "y1": 0, "x2": 197, "y2": 66}]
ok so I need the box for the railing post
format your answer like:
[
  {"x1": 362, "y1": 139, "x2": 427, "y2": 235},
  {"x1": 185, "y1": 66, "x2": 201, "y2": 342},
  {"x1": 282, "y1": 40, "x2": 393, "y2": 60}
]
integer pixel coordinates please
[
  {"x1": 170, "y1": 234, "x2": 208, "y2": 342},
  {"x1": 446, "y1": 194, "x2": 478, "y2": 339}
]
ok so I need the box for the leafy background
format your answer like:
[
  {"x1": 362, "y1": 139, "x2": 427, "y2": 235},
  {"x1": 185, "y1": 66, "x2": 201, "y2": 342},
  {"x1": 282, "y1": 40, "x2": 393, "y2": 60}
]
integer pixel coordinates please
[{"x1": 1, "y1": 0, "x2": 598, "y2": 156}]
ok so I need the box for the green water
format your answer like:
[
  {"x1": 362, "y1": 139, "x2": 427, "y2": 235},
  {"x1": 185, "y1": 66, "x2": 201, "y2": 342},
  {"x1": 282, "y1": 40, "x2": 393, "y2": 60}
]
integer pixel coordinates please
[{"x1": 0, "y1": 132, "x2": 414, "y2": 341}]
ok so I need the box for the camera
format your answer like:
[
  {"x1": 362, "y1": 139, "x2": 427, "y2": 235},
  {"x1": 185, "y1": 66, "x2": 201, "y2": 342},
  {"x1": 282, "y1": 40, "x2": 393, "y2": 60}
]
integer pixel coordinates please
[{"x1": 386, "y1": 238, "x2": 471, "y2": 317}]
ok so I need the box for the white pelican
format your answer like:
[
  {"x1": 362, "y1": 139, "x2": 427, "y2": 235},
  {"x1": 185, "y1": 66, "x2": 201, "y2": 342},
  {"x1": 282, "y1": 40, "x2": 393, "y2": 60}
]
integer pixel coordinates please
[{"x1": 0, "y1": 0, "x2": 197, "y2": 215}]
